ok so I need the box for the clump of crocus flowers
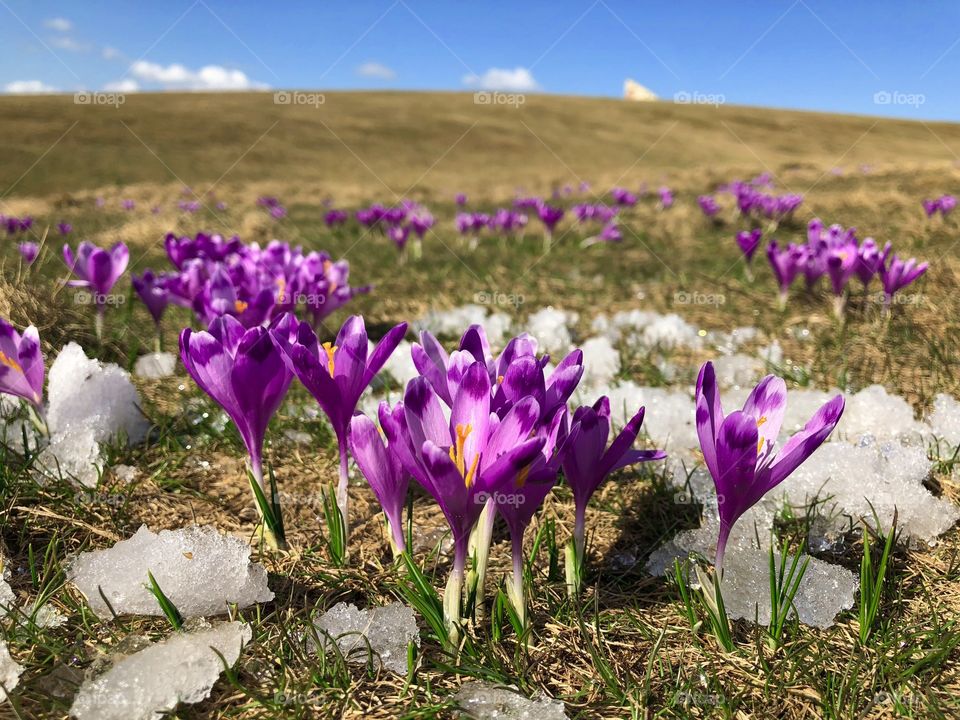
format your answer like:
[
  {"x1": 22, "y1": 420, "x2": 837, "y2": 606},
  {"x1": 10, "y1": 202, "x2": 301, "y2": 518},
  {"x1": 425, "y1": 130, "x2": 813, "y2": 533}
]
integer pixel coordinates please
[
  {"x1": 0, "y1": 318, "x2": 46, "y2": 433},
  {"x1": 763, "y1": 218, "x2": 927, "y2": 315},
  {"x1": 133, "y1": 232, "x2": 369, "y2": 331},
  {"x1": 922, "y1": 194, "x2": 956, "y2": 219}
]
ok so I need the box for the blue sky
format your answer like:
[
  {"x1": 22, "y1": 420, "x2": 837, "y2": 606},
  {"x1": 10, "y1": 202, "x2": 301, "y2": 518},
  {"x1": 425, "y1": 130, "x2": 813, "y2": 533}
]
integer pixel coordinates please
[{"x1": 1, "y1": 0, "x2": 958, "y2": 120}]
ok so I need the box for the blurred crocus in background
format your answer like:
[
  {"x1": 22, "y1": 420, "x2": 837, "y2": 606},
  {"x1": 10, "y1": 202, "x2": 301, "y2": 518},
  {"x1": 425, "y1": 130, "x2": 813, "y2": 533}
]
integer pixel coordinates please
[
  {"x1": 736, "y1": 229, "x2": 763, "y2": 278},
  {"x1": 63, "y1": 241, "x2": 130, "y2": 339},
  {"x1": 698, "y1": 195, "x2": 721, "y2": 219},
  {"x1": 658, "y1": 186, "x2": 674, "y2": 209},
  {"x1": 695, "y1": 362, "x2": 843, "y2": 570},
  {"x1": 766, "y1": 240, "x2": 804, "y2": 309},
  {"x1": 132, "y1": 270, "x2": 171, "y2": 347},
  {"x1": 56, "y1": 222, "x2": 72, "y2": 236},
  {"x1": 537, "y1": 202, "x2": 565, "y2": 253},
  {"x1": 180, "y1": 315, "x2": 293, "y2": 549},
  {"x1": 18, "y1": 242, "x2": 39, "y2": 266},
  {"x1": 880, "y1": 254, "x2": 928, "y2": 311}
]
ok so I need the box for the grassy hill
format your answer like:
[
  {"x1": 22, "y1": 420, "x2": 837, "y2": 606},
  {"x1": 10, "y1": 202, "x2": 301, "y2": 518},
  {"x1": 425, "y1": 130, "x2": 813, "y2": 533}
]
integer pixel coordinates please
[{"x1": 1, "y1": 91, "x2": 959, "y2": 200}]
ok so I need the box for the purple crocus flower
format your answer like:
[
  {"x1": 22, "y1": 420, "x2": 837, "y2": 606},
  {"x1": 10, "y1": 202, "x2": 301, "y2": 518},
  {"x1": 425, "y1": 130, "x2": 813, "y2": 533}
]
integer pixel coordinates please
[
  {"x1": 387, "y1": 224, "x2": 410, "y2": 250},
  {"x1": 57, "y1": 223, "x2": 72, "y2": 236},
  {"x1": 922, "y1": 199, "x2": 940, "y2": 218},
  {"x1": 380, "y1": 367, "x2": 545, "y2": 640},
  {"x1": 537, "y1": 203, "x2": 565, "y2": 252},
  {"x1": 698, "y1": 195, "x2": 720, "y2": 218},
  {"x1": 349, "y1": 406, "x2": 410, "y2": 555},
  {"x1": 132, "y1": 270, "x2": 170, "y2": 326},
  {"x1": 324, "y1": 209, "x2": 348, "y2": 228},
  {"x1": 880, "y1": 254, "x2": 928, "y2": 307},
  {"x1": 121, "y1": 199, "x2": 135, "y2": 211},
  {"x1": 560, "y1": 397, "x2": 665, "y2": 588},
  {"x1": 854, "y1": 238, "x2": 891, "y2": 287},
  {"x1": 940, "y1": 195, "x2": 957, "y2": 217},
  {"x1": 63, "y1": 241, "x2": 129, "y2": 300},
  {"x1": 455, "y1": 193, "x2": 467, "y2": 206},
  {"x1": 495, "y1": 405, "x2": 567, "y2": 622},
  {"x1": 736, "y1": 229, "x2": 763, "y2": 263},
  {"x1": 695, "y1": 361, "x2": 844, "y2": 570},
  {"x1": 658, "y1": 186, "x2": 674, "y2": 209},
  {"x1": 766, "y1": 241, "x2": 804, "y2": 308},
  {"x1": 18, "y1": 242, "x2": 39, "y2": 266},
  {"x1": 611, "y1": 187, "x2": 637, "y2": 207},
  {"x1": 271, "y1": 314, "x2": 407, "y2": 532},
  {"x1": 180, "y1": 316, "x2": 293, "y2": 545},
  {"x1": 0, "y1": 319, "x2": 45, "y2": 414}
]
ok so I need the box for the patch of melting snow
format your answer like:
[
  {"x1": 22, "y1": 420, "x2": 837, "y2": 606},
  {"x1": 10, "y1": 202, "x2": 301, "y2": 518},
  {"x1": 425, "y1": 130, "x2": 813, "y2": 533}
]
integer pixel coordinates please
[
  {"x1": 312, "y1": 602, "x2": 419, "y2": 675},
  {"x1": 838, "y1": 385, "x2": 928, "y2": 441},
  {"x1": 928, "y1": 393, "x2": 960, "y2": 449},
  {"x1": 67, "y1": 525, "x2": 273, "y2": 618},
  {"x1": 69, "y1": 621, "x2": 250, "y2": 720},
  {"x1": 132, "y1": 351, "x2": 177, "y2": 379},
  {"x1": 525, "y1": 307, "x2": 578, "y2": 355},
  {"x1": 455, "y1": 681, "x2": 568, "y2": 720},
  {"x1": 40, "y1": 343, "x2": 150, "y2": 487},
  {"x1": 578, "y1": 336, "x2": 620, "y2": 388},
  {"x1": 379, "y1": 339, "x2": 420, "y2": 388},
  {"x1": 414, "y1": 304, "x2": 511, "y2": 346},
  {"x1": 771, "y1": 437, "x2": 959, "y2": 544},
  {"x1": 0, "y1": 642, "x2": 24, "y2": 703},
  {"x1": 646, "y1": 486, "x2": 857, "y2": 628}
]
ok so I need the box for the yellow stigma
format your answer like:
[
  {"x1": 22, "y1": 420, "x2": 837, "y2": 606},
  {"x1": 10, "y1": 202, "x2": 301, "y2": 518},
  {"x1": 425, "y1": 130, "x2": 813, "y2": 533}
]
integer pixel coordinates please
[
  {"x1": 321, "y1": 342, "x2": 337, "y2": 376},
  {"x1": 275, "y1": 276, "x2": 286, "y2": 303},
  {"x1": 448, "y1": 423, "x2": 479, "y2": 488},
  {"x1": 515, "y1": 465, "x2": 531, "y2": 489},
  {"x1": 0, "y1": 351, "x2": 22, "y2": 374},
  {"x1": 323, "y1": 259, "x2": 338, "y2": 295},
  {"x1": 756, "y1": 416, "x2": 767, "y2": 454},
  {"x1": 497, "y1": 375, "x2": 505, "y2": 384},
  {"x1": 234, "y1": 300, "x2": 248, "y2": 313}
]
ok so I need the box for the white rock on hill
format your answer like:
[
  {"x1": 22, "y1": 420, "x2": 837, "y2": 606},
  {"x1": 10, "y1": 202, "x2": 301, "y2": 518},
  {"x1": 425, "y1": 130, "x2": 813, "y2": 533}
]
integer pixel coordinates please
[
  {"x1": 623, "y1": 79, "x2": 658, "y2": 102},
  {"x1": 67, "y1": 525, "x2": 274, "y2": 618},
  {"x1": 69, "y1": 621, "x2": 250, "y2": 720}
]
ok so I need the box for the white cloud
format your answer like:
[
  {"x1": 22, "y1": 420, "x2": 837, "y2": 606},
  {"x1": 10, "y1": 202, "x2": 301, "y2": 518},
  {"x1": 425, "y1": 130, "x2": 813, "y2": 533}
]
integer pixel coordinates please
[
  {"x1": 102, "y1": 46, "x2": 123, "y2": 61},
  {"x1": 49, "y1": 36, "x2": 90, "y2": 52},
  {"x1": 43, "y1": 17, "x2": 72, "y2": 32},
  {"x1": 129, "y1": 60, "x2": 267, "y2": 90},
  {"x1": 463, "y1": 67, "x2": 540, "y2": 92},
  {"x1": 355, "y1": 61, "x2": 396, "y2": 80},
  {"x1": 4, "y1": 80, "x2": 58, "y2": 94},
  {"x1": 103, "y1": 79, "x2": 139, "y2": 92}
]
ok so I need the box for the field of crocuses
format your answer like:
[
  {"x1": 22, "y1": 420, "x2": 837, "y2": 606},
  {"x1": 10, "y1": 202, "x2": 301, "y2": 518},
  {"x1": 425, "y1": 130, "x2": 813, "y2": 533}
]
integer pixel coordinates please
[{"x1": 0, "y1": 92, "x2": 959, "y2": 719}]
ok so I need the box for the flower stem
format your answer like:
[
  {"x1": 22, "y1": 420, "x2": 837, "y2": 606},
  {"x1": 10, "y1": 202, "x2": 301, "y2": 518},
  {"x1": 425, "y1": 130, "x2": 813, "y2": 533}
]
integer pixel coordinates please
[
  {"x1": 467, "y1": 497, "x2": 496, "y2": 612},
  {"x1": 336, "y1": 439, "x2": 350, "y2": 545},
  {"x1": 507, "y1": 532, "x2": 526, "y2": 628},
  {"x1": 444, "y1": 541, "x2": 468, "y2": 649}
]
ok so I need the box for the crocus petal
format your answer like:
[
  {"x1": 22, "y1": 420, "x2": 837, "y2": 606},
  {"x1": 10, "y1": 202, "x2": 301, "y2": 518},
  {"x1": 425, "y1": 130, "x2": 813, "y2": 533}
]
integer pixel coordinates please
[
  {"x1": 404, "y1": 376, "x2": 450, "y2": 449},
  {"x1": 765, "y1": 395, "x2": 844, "y2": 487},
  {"x1": 741, "y1": 375, "x2": 787, "y2": 464},
  {"x1": 349, "y1": 412, "x2": 407, "y2": 530},
  {"x1": 713, "y1": 410, "x2": 759, "y2": 530},
  {"x1": 449, "y1": 361, "x2": 491, "y2": 470},
  {"x1": 695, "y1": 362, "x2": 724, "y2": 481}
]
